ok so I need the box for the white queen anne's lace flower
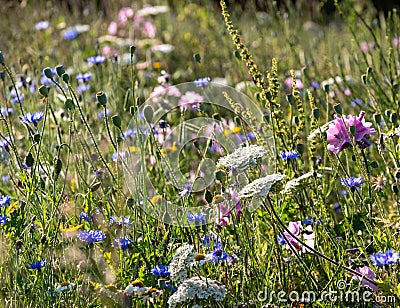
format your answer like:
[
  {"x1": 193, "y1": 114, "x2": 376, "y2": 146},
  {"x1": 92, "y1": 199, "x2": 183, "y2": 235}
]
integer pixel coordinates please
[
  {"x1": 169, "y1": 243, "x2": 196, "y2": 282},
  {"x1": 238, "y1": 174, "x2": 286, "y2": 198},
  {"x1": 217, "y1": 145, "x2": 267, "y2": 171},
  {"x1": 282, "y1": 171, "x2": 322, "y2": 194},
  {"x1": 167, "y1": 276, "x2": 226, "y2": 308}
]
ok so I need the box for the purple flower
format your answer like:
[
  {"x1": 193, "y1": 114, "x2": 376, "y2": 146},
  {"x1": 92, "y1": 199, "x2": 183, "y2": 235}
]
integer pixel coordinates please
[
  {"x1": 194, "y1": 77, "x2": 211, "y2": 87},
  {"x1": 352, "y1": 266, "x2": 377, "y2": 291},
  {"x1": 0, "y1": 216, "x2": 7, "y2": 224},
  {"x1": 77, "y1": 230, "x2": 106, "y2": 243},
  {"x1": 109, "y1": 216, "x2": 132, "y2": 226},
  {"x1": 112, "y1": 151, "x2": 127, "y2": 162},
  {"x1": 332, "y1": 202, "x2": 341, "y2": 213},
  {"x1": 77, "y1": 84, "x2": 90, "y2": 93},
  {"x1": 279, "y1": 150, "x2": 299, "y2": 160},
  {"x1": 0, "y1": 195, "x2": 11, "y2": 207},
  {"x1": 114, "y1": 237, "x2": 132, "y2": 250},
  {"x1": 87, "y1": 56, "x2": 106, "y2": 65},
  {"x1": 63, "y1": 29, "x2": 78, "y2": 40},
  {"x1": 202, "y1": 233, "x2": 222, "y2": 248},
  {"x1": 327, "y1": 111, "x2": 375, "y2": 154},
  {"x1": 35, "y1": 21, "x2": 49, "y2": 30},
  {"x1": 98, "y1": 109, "x2": 110, "y2": 119},
  {"x1": 7, "y1": 88, "x2": 24, "y2": 104},
  {"x1": 186, "y1": 212, "x2": 206, "y2": 223},
  {"x1": 311, "y1": 81, "x2": 319, "y2": 89},
  {"x1": 208, "y1": 247, "x2": 228, "y2": 262},
  {"x1": 29, "y1": 260, "x2": 46, "y2": 270},
  {"x1": 1, "y1": 107, "x2": 14, "y2": 116},
  {"x1": 151, "y1": 265, "x2": 170, "y2": 277},
  {"x1": 301, "y1": 217, "x2": 321, "y2": 226},
  {"x1": 341, "y1": 176, "x2": 363, "y2": 188},
  {"x1": 21, "y1": 111, "x2": 44, "y2": 124},
  {"x1": 278, "y1": 221, "x2": 315, "y2": 254},
  {"x1": 179, "y1": 183, "x2": 192, "y2": 197},
  {"x1": 0, "y1": 137, "x2": 11, "y2": 148},
  {"x1": 76, "y1": 73, "x2": 92, "y2": 83},
  {"x1": 370, "y1": 249, "x2": 399, "y2": 266},
  {"x1": 178, "y1": 91, "x2": 204, "y2": 111}
]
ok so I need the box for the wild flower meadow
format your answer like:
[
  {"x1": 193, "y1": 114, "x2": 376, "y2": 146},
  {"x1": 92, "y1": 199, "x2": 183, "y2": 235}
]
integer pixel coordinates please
[{"x1": 1, "y1": 0, "x2": 400, "y2": 307}]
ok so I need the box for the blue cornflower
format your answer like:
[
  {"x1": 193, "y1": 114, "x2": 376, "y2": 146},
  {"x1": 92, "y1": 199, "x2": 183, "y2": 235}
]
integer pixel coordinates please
[
  {"x1": 110, "y1": 216, "x2": 132, "y2": 226},
  {"x1": 35, "y1": 21, "x2": 49, "y2": 30},
  {"x1": 98, "y1": 109, "x2": 110, "y2": 119},
  {"x1": 279, "y1": 150, "x2": 300, "y2": 160},
  {"x1": 77, "y1": 84, "x2": 90, "y2": 93},
  {"x1": 0, "y1": 137, "x2": 11, "y2": 148},
  {"x1": 277, "y1": 234, "x2": 286, "y2": 245},
  {"x1": 341, "y1": 176, "x2": 364, "y2": 188},
  {"x1": 77, "y1": 230, "x2": 106, "y2": 243},
  {"x1": 186, "y1": 212, "x2": 206, "y2": 223},
  {"x1": 7, "y1": 88, "x2": 24, "y2": 104},
  {"x1": 151, "y1": 265, "x2": 170, "y2": 277},
  {"x1": 1, "y1": 176, "x2": 10, "y2": 182},
  {"x1": 80, "y1": 211, "x2": 90, "y2": 222},
  {"x1": 112, "y1": 151, "x2": 127, "y2": 162},
  {"x1": 87, "y1": 55, "x2": 106, "y2": 65},
  {"x1": 179, "y1": 183, "x2": 192, "y2": 197},
  {"x1": 351, "y1": 98, "x2": 364, "y2": 107},
  {"x1": 370, "y1": 249, "x2": 400, "y2": 266},
  {"x1": 246, "y1": 132, "x2": 257, "y2": 140},
  {"x1": 301, "y1": 217, "x2": 321, "y2": 226},
  {"x1": 120, "y1": 128, "x2": 137, "y2": 139},
  {"x1": 333, "y1": 202, "x2": 342, "y2": 213},
  {"x1": 311, "y1": 81, "x2": 319, "y2": 89},
  {"x1": 64, "y1": 29, "x2": 78, "y2": 40},
  {"x1": 0, "y1": 216, "x2": 7, "y2": 224},
  {"x1": 0, "y1": 195, "x2": 11, "y2": 207},
  {"x1": 207, "y1": 247, "x2": 228, "y2": 263},
  {"x1": 114, "y1": 237, "x2": 132, "y2": 250},
  {"x1": 76, "y1": 73, "x2": 92, "y2": 83},
  {"x1": 21, "y1": 111, "x2": 44, "y2": 124},
  {"x1": 1, "y1": 107, "x2": 14, "y2": 116},
  {"x1": 194, "y1": 77, "x2": 211, "y2": 87},
  {"x1": 29, "y1": 260, "x2": 46, "y2": 270},
  {"x1": 202, "y1": 233, "x2": 222, "y2": 248}
]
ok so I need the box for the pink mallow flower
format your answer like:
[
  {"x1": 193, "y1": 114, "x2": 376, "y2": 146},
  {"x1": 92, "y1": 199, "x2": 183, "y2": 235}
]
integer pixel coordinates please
[
  {"x1": 352, "y1": 266, "x2": 377, "y2": 291},
  {"x1": 278, "y1": 221, "x2": 315, "y2": 254},
  {"x1": 326, "y1": 111, "x2": 375, "y2": 155}
]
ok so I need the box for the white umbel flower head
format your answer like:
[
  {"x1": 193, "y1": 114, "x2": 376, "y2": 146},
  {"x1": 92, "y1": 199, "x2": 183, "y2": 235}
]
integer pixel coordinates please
[
  {"x1": 282, "y1": 171, "x2": 322, "y2": 194},
  {"x1": 167, "y1": 276, "x2": 226, "y2": 308},
  {"x1": 238, "y1": 174, "x2": 286, "y2": 198},
  {"x1": 169, "y1": 243, "x2": 196, "y2": 282},
  {"x1": 216, "y1": 145, "x2": 267, "y2": 172}
]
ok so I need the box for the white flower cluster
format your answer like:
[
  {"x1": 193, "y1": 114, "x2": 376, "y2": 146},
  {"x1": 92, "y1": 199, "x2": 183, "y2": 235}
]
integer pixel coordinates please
[
  {"x1": 169, "y1": 243, "x2": 196, "y2": 282},
  {"x1": 167, "y1": 276, "x2": 226, "y2": 308},
  {"x1": 238, "y1": 174, "x2": 286, "y2": 198},
  {"x1": 125, "y1": 285, "x2": 149, "y2": 296},
  {"x1": 216, "y1": 145, "x2": 266, "y2": 171},
  {"x1": 282, "y1": 172, "x2": 322, "y2": 194}
]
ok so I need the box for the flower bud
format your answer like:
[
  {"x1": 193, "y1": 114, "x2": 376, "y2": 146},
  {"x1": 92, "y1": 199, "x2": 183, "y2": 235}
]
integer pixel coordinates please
[
  {"x1": 130, "y1": 45, "x2": 136, "y2": 55},
  {"x1": 323, "y1": 83, "x2": 330, "y2": 93},
  {"x1": 391, "y1": 112, "x2": 398, "y2": 124},
  {"x1": 55, "y1": 65, "x2": 65, "y2": 77},
  {"x1": 62, "y1": 73, "x2": 70, "y2": 83},
  {"x1": 333, "y1": 103, "x2": 342, "y2": 115},
  {"x1": 361, "y1": 74, "x2": 367, "y2": 85},
  {"x1": 373, "y1": 113, "x2": 381, "y2": 124},
  {"x1": 38, "y1": 85, "x2": 49, "y2": 97},
  {"x1": 312, "y1": 108, "x2": 320, "y2": 119},
  {"x1": 43, "y1": 67, "x2": 53, "y2": 79},
  {"x1": 96, "y1": 91, "x2": 107, "y2": 106},
  {"x1": 0, "y1": 71, "x2": 6, "y2": 81},
  {"x1": 0, "y1": 51, "x2": 4, "y2": 64}
]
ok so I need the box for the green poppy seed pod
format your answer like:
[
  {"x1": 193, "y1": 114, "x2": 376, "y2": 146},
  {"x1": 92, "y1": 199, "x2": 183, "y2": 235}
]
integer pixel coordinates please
[
  {"x1": 64, "y1": 98, "x2": 74, "y2": 110},
  {"x1": 130, "y1": 45, "x2": 136, "y2": 55},
  {"x1": 96, "y1": 91, "x2": 107, "y2": 106},
  {"x1": 0, "y1": 71, "x2": 5, "y2": 81},
  {"x1": 0, "y1": 51, "x2": 4, "y2": 64},
  {"x1": 212, "y1": 113, "x2": 221, "y2": 121},
  {"x1": 361, "y1": 74, "x2": 367, "y2": 85},
  {"x1": 265, "y1": 91, "x2": 272, "y2": 101},
  {"x1": 158, "y1": 279, "x2": 166, "y2": 289},
  {"x1": 323, "y1": 83, "x2": 330, "y2": 93},
  {"x1": 395, "y1": 169, "x2": 400, "y2": 179},
  {"x1": 143, "y1": 105, "x2": 153, "y2": 123},
  {"x1": 373, "y1": 113, "x2": 381, "y2": 124},
  {"x1": 391, "y1": 112, "x2": 398, "y2": 124},
  {"x1": 367, "y1": 67, "x2": 373, "y2": 75},
  {"x1": 126, "y1": 198, "x2": 135, "y2": 208},
  {"x1": 392, "y1": 184, "x2": 399, "y2": 195},
  {"x1": 43, "y1": 67, "x2": 53, "y2": 79},
  {"x1": 62, "y1": 73, "x2": 70, "y2": 83},
  {"x1": 193, "y1": 53, "x2": 201, "y2": 63},
  {"x1": 312, "y1": 108, "x2": 320, "y2": 119},
  {"x1": 333, "y1": 103, "x2": 342, "y2": 115},
  {"x1": 56, "y1": 65, "x2": 65, "y2": 77},
  {"x1": 234, "y1": 50, "x2": 241, "y2": 60},
  {"x1": 385, "y1": 109, "x2": 392, "y2": 118},
  {"x1": 112, "y1": 115, "x2": 121, "y2": 129},
  {"x1": 38, "y1": 85, "x2": 49, "y2": 97},
  {"x1": 349, "y1": 125, "x2": 356, "y2": 136}
]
